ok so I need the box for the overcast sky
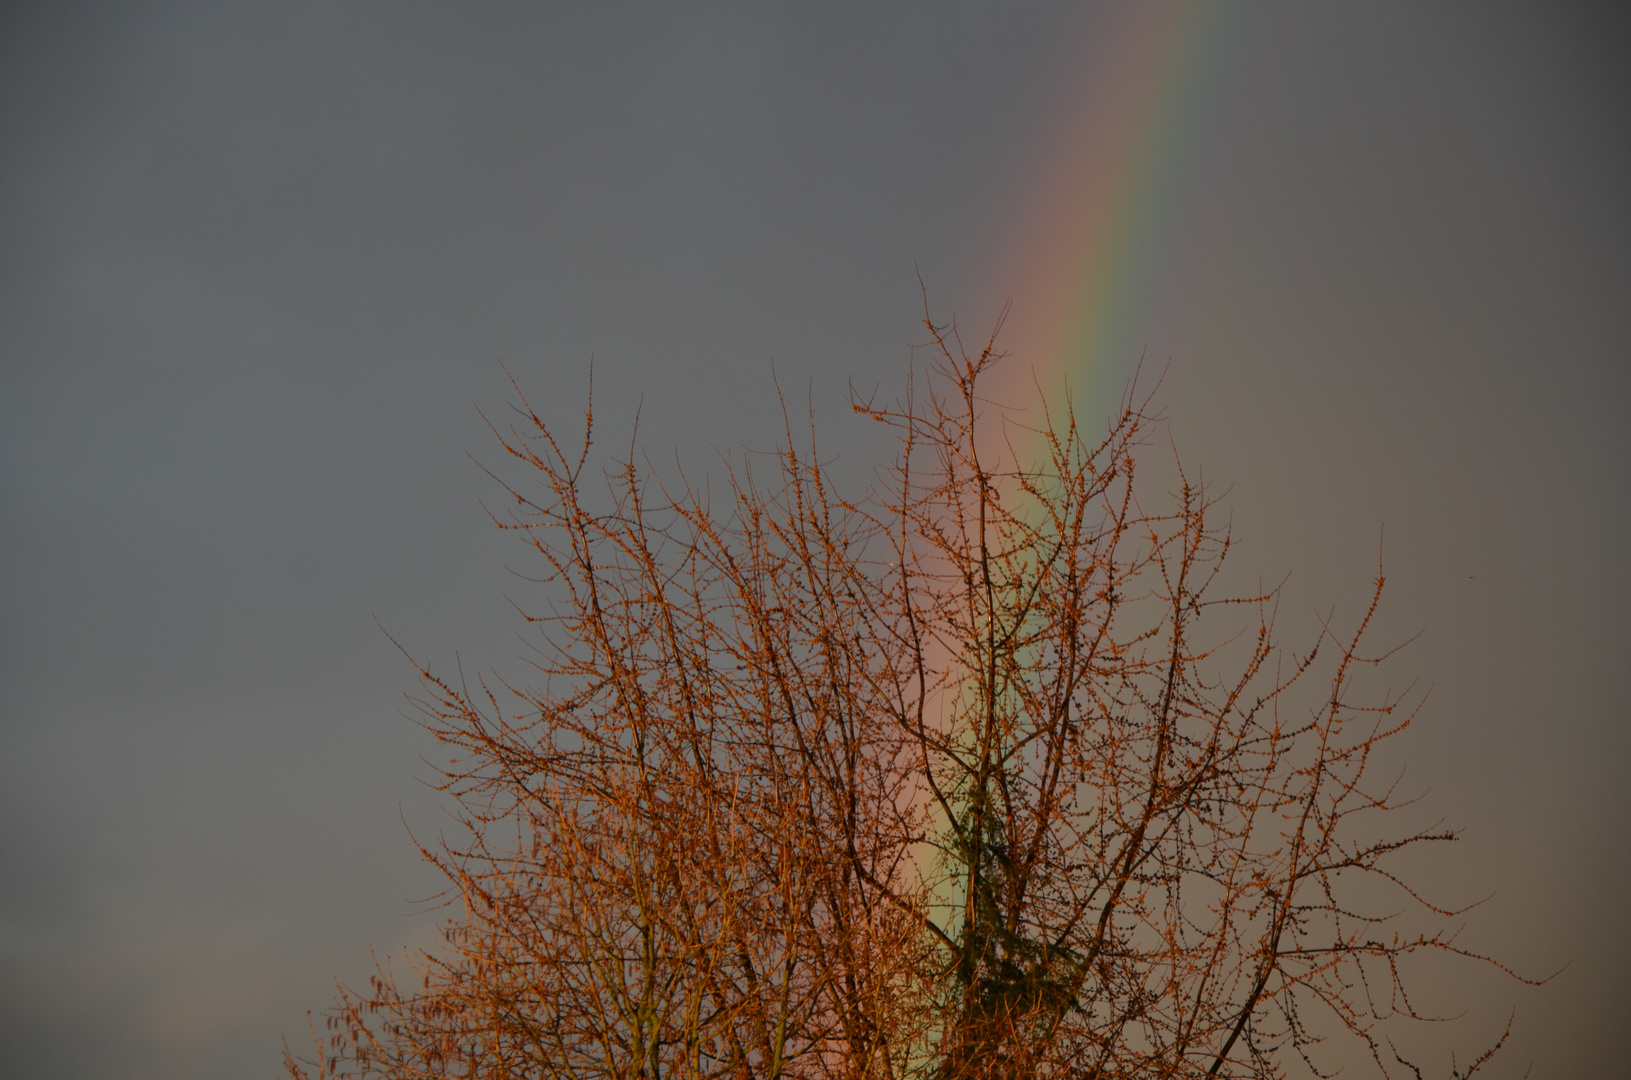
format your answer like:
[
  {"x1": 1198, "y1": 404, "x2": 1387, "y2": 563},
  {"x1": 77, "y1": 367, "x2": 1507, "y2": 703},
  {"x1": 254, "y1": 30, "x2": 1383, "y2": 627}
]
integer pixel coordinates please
[{"x1": 1, "y1": 4, "x2": 1626, "y2": 1078}]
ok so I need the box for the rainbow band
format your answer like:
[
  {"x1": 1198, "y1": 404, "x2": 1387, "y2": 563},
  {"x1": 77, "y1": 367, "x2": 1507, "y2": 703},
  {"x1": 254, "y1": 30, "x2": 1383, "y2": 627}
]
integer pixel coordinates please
[{"x1": 989, "y1": 5, "x2": 1248, "y2": 432}]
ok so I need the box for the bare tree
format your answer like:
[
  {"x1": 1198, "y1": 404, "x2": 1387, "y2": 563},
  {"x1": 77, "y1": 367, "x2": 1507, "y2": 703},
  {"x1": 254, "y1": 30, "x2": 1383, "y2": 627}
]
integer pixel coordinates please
[{"x1": 288, "y1": 313, "x2": 1531, "y2": 1080}]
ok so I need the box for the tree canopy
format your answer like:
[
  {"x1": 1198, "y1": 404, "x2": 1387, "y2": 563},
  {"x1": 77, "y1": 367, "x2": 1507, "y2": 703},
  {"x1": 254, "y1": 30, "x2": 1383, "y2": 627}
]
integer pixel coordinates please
[{"x1": 289, "y1": 317, "x2": 1526, "y2": 1080}]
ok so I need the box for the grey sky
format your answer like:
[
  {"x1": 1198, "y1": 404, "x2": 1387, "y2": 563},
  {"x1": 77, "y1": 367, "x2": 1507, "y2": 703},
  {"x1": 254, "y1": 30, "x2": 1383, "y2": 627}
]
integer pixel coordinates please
[{"x1": 1, "y1": 3, "x2": 1626, "y2": 1077}]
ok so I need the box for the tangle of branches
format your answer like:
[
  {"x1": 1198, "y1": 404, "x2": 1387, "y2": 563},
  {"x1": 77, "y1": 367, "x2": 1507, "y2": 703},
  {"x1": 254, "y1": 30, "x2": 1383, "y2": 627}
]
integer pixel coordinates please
[{"x1": 288, "y1": 316, "x2": 1529, "y2": 1080}]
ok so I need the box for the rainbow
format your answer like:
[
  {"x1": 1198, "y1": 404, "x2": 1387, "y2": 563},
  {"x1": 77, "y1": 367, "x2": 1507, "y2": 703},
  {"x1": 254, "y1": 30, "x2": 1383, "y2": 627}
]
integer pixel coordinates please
[
  {"x1": 984, "y1": 4, "x2": 1255, "y2": 440},
  {"x1": 907, "y1": 9, "x2": 1261, "y2": 898}
]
